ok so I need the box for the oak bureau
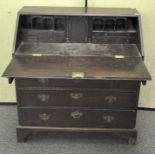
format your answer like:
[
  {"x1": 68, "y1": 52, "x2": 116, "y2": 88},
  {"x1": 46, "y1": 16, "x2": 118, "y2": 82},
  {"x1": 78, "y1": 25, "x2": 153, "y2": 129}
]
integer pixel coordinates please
[{"x1": 3, "y1": 6, "x2": 151, "y2": 144}]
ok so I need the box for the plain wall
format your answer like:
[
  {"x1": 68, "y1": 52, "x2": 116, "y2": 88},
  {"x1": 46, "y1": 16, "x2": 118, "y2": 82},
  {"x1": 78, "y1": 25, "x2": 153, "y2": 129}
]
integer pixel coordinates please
[{"x1": 0, "y1": 0, "x2": 154, "y2": 108}]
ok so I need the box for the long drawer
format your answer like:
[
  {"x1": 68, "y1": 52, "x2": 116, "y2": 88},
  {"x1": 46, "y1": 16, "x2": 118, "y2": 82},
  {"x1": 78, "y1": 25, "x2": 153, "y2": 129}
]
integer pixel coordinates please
[
  {"x1": 15, "y1": 78, "x2": 140, "y2": 90},
  {"x1": 16, "y1": 89, "x2": 139, "y2": 108},
  {"x1": 18, "y1": 107, "x2": 137, "y2": 129}
]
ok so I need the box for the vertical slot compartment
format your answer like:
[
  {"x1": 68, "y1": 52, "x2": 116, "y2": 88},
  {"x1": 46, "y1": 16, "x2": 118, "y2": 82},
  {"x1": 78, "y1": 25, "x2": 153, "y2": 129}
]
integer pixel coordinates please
[
  {"x1": 92, "y1": 18, "x2": 104, "y2": 31},
  {"x1": 104, "y1": 19, "x2": 115, "y2": 31},
  {"x1": 127, "y1": 18, "x2": 137, "y2": 31},
  {"x1": 54, "y1": 18, "x2": 65, "y2": 31},
  {"x1": 20, "y1": 16, "x2": 32, "y2": 29},
  {"x1": 32, "y1": 17, "x2": 44, "y2": 29},
  {"x1": 116, "y1": 18, "x2": 127, "y2": 31},
  {"x1": 44, "y1": 18, "x2": 53, "y2": 30}
]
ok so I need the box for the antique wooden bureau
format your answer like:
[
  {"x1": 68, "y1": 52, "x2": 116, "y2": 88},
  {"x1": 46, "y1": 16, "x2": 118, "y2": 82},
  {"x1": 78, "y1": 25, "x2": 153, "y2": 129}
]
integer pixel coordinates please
[{"x1": 3, "y1": 6, "x2": 151, "y2": 144}]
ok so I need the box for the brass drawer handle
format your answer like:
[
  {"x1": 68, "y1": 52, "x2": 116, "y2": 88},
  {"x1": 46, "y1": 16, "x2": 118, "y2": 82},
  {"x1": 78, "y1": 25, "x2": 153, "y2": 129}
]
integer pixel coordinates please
[
  {"x1": 70, "y1": 92, "x2": 83, "y2": 100},
  {"x1": 70, "y1": 111, "x2": 83, "y2": 120},
  {"x1": 103, "y1": 115, "x2": 115, "y2": 123},
  {"x1": 39, "y1": 113, "x2": 51, "y2": 121},
  {"x1": 37, "y1": 94, "x2": 50, "y2": 102},
  {"x1": 105, "y1": 96, "x2": 117, "y2": 104},
  {"x1": 38, "y1": 78, "x2": 49, "y2": 83}
]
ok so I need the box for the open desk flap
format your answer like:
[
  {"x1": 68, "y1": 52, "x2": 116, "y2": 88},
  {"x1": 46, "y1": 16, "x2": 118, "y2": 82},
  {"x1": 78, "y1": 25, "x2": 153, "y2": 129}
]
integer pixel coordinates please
[{"x1": 2, "y1": 56, "x2": 151, "y2": 81}]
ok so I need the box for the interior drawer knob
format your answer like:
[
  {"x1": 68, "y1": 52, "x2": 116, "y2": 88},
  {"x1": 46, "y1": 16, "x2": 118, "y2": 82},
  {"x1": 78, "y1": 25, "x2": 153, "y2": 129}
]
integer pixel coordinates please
[
  {"x1": 70, "y1": 92, "x2": 83, "y2": 100},
  {"x1": 39, "y1": 113, "x2": 51, "y2": 121},
  {"x1": 103, "y1": 115, "x2": 115, "y2": 123},
  {"x1": 70, "y1": 111, "x2": 83, "y2": 120},
  {"x1": 37, "y1": 94, "x2": 50, "y2": 102},
  {"x1": 105, "y1": 96, "x2": 117, "y2": 104}
]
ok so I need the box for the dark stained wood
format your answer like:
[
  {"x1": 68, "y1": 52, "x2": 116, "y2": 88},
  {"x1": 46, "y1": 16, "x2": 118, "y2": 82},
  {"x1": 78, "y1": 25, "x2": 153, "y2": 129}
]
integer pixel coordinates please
[
  {"x1": 18, "y1": 107, "x2": 137, "y2": 129},
  {"x1": 16, "y1": 78, "x2": 140, "y2": 89},
  {"x1": 19, "y1": 7, "x2": 139, "y2": 16},
  {"x1": 3, "y1": 56, "x2": 151, "y2": 80},
  {"x1": 2, "y1": 6, "x2": 151, "y2": 143},
  {"x1": 16, "y1": 89, "x2": 139, "y2": 109},
  {"x1": 16, "y1": 126, "x2": 137, "y2": 144},
  {"x1": 15, "y1": 43, "x2": 141, "y2": 57}
]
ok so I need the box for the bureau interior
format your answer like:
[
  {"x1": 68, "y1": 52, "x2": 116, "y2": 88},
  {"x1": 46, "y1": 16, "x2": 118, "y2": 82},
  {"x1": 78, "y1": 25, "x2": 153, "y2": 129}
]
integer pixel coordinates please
[{"x1": 15, "y1": 15, "x2": 142, "y2": 56}]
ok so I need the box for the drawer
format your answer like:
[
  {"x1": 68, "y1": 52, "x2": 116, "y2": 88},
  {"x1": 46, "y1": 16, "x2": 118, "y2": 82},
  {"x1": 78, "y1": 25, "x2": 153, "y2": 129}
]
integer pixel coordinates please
[
  {"x1": 92, "y1": 36, "x2": 136, "y2": 44},
  {"x1": 21, "y1": 29, "x2": 66, "y2": 43},
  {"x1": 18, "y1": 107, "x2": 137, "y2": 129},
  {"x1": 17, "y1": 89, "x2": 139, "y2": 108},
  {"x1": 15, "y1": 78, "x2": 140, "y2": 90},
  {"x1": 92, "y1": 31, "x2": 136, "y2": 37}
]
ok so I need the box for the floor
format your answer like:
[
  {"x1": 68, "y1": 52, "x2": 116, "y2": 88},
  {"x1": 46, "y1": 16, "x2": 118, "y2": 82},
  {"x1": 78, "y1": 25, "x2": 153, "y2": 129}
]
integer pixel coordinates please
[{"x1": 0, "y1": 105, "x2": 155, "y2": 154}]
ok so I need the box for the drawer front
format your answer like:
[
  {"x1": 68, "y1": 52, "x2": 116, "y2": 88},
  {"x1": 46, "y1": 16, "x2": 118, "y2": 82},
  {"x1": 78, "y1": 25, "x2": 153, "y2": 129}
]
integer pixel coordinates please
[
  {"x1": 17, "y1": 89, "x2": 139, "y2": 108},
  {"x1": 18, "y1": 107, "x2": 137, "y2": 129},
  {"x1": 92, "y1": 32, "x2": 136, "y2": 37},
  {"x1": 21, "y1": 30, "x2": 66, "y2": 43},
  {"x1": 92, "y1": 36, "x2": 136, "y2": 44},
  {"x1": 16, "y1": 78, "x2": 140, "y2": 90}
]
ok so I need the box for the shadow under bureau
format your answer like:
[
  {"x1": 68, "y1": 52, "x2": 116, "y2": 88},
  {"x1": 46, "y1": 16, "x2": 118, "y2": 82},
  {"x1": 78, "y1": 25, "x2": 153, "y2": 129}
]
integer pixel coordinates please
[{"x1": 2, "y1": 6, "x2": 151, "y2": 144}]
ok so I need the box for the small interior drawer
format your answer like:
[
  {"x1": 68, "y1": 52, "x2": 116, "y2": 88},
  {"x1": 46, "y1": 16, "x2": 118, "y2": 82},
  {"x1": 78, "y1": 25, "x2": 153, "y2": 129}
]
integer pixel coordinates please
[{"x1": 92, "y1": 36, "x2": 136, "y2": 44}]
